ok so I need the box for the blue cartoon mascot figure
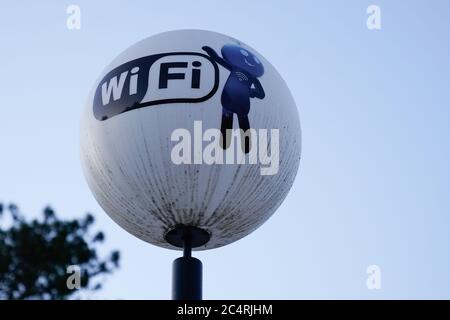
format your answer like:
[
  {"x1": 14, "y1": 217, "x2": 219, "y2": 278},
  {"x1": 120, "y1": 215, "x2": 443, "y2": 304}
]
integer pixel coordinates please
[{"x1": 202, "y1": 44, "x2": 265, "y2": 153}]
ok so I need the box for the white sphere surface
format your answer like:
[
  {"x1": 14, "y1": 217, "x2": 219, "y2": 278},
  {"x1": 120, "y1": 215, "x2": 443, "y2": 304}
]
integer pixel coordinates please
[{"x1": 81, "y1": 30, "x2": 301, "y2": 250}]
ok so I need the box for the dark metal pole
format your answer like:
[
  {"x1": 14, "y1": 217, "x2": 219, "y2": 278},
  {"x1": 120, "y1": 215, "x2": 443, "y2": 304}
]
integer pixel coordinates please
[{"x1": 166, "y1": 225, "x2": 209, "y2": 300}]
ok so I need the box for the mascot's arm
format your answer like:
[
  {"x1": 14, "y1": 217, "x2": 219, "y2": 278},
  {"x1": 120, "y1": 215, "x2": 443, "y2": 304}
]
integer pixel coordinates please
[
  {"x1": 202, "y1": 46, "x2": 231, "y2": 70},
  {"x1": 250, "y1": 79, "x2": 265, "y2": 99}
]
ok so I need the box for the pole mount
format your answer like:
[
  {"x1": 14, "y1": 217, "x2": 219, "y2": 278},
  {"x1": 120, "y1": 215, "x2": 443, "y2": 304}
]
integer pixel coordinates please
[{"x1": 165, "y1": 225, "x2": 210, "y2": 249}]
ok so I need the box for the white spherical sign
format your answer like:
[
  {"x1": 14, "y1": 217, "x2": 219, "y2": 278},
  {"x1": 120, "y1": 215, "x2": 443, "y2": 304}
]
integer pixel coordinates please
[{"x1": 81, "y1": 30, "x2": 301, "y2": 250}]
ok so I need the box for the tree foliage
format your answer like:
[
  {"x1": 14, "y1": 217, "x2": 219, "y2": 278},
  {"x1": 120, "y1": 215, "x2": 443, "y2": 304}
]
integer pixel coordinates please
[{"x1": 0, "y1": 203, "x2": 120, "y2": 299}]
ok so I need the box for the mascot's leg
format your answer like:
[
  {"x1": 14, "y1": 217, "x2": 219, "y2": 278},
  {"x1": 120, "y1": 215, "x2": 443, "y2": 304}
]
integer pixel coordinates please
[
  {"x1": 220, "y1": 109, "x2": 233, "y2": 149},
  {"x1": 237, "y1": 114, "x2": 251, "y2": 154}
]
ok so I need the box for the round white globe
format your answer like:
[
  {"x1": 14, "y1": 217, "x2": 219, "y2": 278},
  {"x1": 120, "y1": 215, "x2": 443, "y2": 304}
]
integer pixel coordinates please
[{"x1": 81, "y1": 30, "x2": 301, "y2": 250}]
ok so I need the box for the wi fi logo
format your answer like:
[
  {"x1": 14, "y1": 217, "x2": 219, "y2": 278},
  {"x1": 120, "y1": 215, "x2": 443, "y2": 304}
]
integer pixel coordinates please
[{"x1": 235, "y1": 71, "x2": 248, "y2": 82}]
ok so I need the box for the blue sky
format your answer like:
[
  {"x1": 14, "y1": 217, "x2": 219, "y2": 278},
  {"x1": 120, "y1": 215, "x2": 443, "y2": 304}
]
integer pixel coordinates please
[{"x1": 1, "y1": 0, "x2": 450, "y2": 299}]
